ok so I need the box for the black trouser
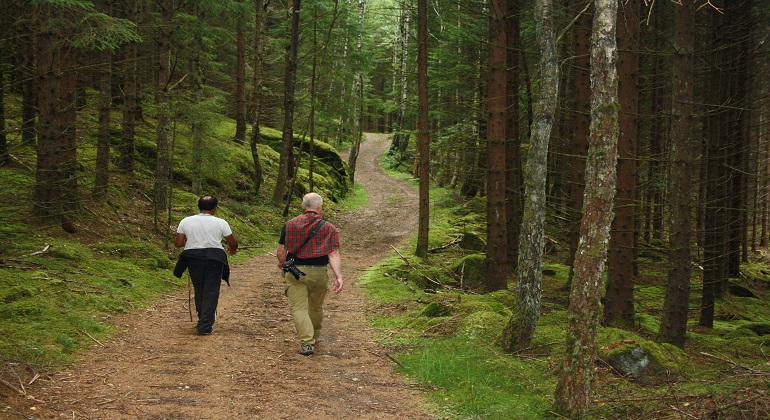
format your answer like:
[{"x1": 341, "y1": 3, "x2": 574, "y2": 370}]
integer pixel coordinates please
[{"x1": 187, "y1": 258, "x2": 224, "y2": 334}]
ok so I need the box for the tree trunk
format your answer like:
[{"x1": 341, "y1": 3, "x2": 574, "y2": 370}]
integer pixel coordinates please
[
  {"x1": 566, "y1": 1, "x2": 592, "y2": 285},
  {"x1": 658, "y1": 0, "x2": 695, "y2": 348},
  {"x1": 234, "y1": 0, "x2": 247, "y2": 144},
  {"x1": 273, "y1": 0, "x2": 302, "y2": 206},
  {"x1": 347, "y1": 0, "x2": 366, "y2": 183},
  {"x1": 505, "y1": 0, "x2": 523, "y2": 271},
  {"x1": 484, "y1": 0, "x2": 509, "y2": 291},
  {"x1": 390, "y1": 0, "x2": 410, "y2": 164},
  {"x1": 553, "y1": 0, "x2": 618, "y2": 414},
  {"x1": 501, "y1": 0, "x2": 559, "y2": 350},
  {"x1": 250, "y1": 0, "x2": 266, "y2": 195},
  {"x1": 94, "y1": 46, "x2": 112, "y2": 200},
  {"x1": 603, "y1": 0, "x2": 640, "y2": 327},
  {"x1": 119, "y1": 0, "x2": 138, "y2": 174},
  {"x1": 0, "y1": 47, "x2": 6, "y2": 166},
  {"x1": 415, "y1": 0, "x2": 430, "y2": 258},
  {"x1": 153, "y1": 0, "x2": 173, "y2": 229},
  {"x1": 190, "y1": 6, "x2": 204, "y2": 195}
]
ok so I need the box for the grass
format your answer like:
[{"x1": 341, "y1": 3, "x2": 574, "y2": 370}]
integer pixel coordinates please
[
  {"x1": 352, "y1": 155, "x2": 770, "y2": 419},
  {"x1": 0, "y1": 88, "x2": 353, "y2": 374}
]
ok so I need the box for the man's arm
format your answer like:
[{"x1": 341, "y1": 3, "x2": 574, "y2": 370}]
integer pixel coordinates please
[
  {"x1": 276, "y1": 243, "x2": 288, "y2": 269},
  {"x1": 224, "y1": 234, "x2": 238, "y2": 256},
  {"x1": 328, "y1": 249, "x2": 343, "y2": 293},
  {"x1": 174, "y1": 233, "x2": 186, "y2": 248}
]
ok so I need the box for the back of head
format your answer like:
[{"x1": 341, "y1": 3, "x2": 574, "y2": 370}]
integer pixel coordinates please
[
  {"x1": 302, "y1": 193, "x2": 323, "y2": 211},
  {"x1": 198, "y1": 195, "x2": 218, "y2": 211}
]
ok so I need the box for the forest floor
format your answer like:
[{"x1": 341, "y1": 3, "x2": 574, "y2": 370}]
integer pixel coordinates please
[{"x1": 4, "y1": 133, "x2": 434, "y2": 419}]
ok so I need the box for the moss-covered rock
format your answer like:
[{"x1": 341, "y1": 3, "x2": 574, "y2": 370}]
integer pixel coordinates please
[
  {"x1": 737, "y1": 322, "x2": 770, "y2": 336},
  {"x1": 452, "y1": 253, "x2": 487, "y2": 290},
  {"x1": 457, "y1": 311, "x2": 507, "y2": 344},
  {"x1": 599, "y1": 327, "x2": 690, "y2": 384},
  {"x1": 486, "y1": 289, "x2": 518, "y2": 308},
  {"x1": 458, "y1": 231, "x2": 486, "y2": 252},
  {"x1": 421, "y1": 301, "x2": 451, "y2": 317}
]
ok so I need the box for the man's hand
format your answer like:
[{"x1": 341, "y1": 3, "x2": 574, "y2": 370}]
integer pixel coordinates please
[{"x1": 332, "y1": 276, "x2": 343, "y2": 294}]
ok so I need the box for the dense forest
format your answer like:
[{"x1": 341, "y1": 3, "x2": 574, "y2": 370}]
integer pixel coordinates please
[{"x1": 2, "y1": 0, "x2": 770, "y2": 417}]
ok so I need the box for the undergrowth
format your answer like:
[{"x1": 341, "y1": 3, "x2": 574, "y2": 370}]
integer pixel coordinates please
[{"x1": 358, "y1": 156, "x2": 770, "y2": 419}]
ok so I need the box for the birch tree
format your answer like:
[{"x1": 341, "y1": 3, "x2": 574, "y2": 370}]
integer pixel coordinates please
[
  {"x1": 553, "y1": 0, "x2": 619, "y2": 414},
  {"x1": 500, "y1": 0, "x2": 559, "y2": 349}
]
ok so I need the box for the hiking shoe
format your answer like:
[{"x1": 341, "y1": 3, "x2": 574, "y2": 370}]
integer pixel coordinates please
[{"x1": 299, "y1": 344, "x2": 314, "y2": 356}]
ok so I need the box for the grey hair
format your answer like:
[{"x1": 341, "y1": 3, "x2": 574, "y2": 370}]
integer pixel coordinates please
[{"x1": 302, "y1": 192, "x2": 323, "y2": 209}]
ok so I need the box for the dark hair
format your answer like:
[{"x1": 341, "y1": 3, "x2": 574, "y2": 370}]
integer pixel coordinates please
[{"x1": 198, "y1": 195, "x2": 218, "y2": 211}]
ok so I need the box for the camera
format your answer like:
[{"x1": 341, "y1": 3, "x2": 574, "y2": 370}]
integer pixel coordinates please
[{"x1": 282, "y1": 257, "x2": 305, "y2": 280}]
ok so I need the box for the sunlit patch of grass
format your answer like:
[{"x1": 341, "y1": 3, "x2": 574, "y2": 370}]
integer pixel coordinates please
[{"x1": 396, "y1": 335, "x2": 554, "y2": 419}]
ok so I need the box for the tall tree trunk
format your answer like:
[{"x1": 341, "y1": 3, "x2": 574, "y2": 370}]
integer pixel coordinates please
[
  {"x1": 347, "y1": 0, "x2": 366, "y2": 183},
  {"x1": 273, "y1": 0, "x2": 302, "y2": 206},
  {"x1": 566, "y1": 1, "x2": 592, "y2": 285},
  {"x1": 658, "y1": 0, "x2": 695, "y2": 348},
  {"x1": 501, "y1": 0, "x2": 559, "y2": 350},
  {"x1": 250, "y1": 0, "x2": 265, "y2": 195},
  {"x1": 553, "y1": 0, "x2": 618, "y2": 414},
  {"x1": 15, "y1": 4, "x2": 37, "y2": 148},
  {"x1": 94, "y1": 46, "x2": 112, "y2": 200},
  {"x1": 59, "y1": 44, "x2": 78, "y2": 217},
  {"x1": 119, "y1": 0, "x2": 138, "y2": 174},
  {"x1": 390, "y1": 0, "x2": 411, "y2": 163},
  {"x1": 234, "y1": 0, "x2": 247, "y2": 144},
  {"x1": 484, "y1": 0, "x2": 509, "y2": 291},
  {"x1": 0, "y1": 48, "x2": 6, "y2": 166},
  {"x1": 505, "y1": 0, "x2": 523, "y2": 271},
  {"x1": 33, "y1": 11, "x2": 67, "y2": 223},
  {"x1": 415, "y1": 0, "x2": 429, "y2": 258},
  {"x1": 603, "y1": 0, "x2": 640, "y2": 327},
  {"x1": 190, "y1": 6, "x2": 204, "y2": 195},
  {"x1": 154, "y1": 0, "x2": 173, "y2": 229}
]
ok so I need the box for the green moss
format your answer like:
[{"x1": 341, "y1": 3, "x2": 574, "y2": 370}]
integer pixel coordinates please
[
  {"x1": 451, "y1": 253, "x2": 487, "y2": 290},
  {"x1": 457, "y1": 311, "x2": 507, "y2": 344}
]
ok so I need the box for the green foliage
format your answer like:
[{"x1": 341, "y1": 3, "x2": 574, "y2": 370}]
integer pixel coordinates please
[{"x1": 396, "y1": 336, "x2": 553, "y2": 419}]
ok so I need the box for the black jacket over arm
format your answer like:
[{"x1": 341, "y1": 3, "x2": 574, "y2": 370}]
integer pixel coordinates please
[{"x1": 173, "y1": 248, "x2": 231, "y2": 285}]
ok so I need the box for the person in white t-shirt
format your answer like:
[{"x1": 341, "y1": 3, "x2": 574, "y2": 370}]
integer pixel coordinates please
[{"x1": 174, "y1": 195, "x2": 238, "y2": 335}]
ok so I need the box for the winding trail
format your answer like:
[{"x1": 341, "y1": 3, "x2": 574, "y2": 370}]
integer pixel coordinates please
[{"x1": 11, "y1": 133, "x2": 431, "y2": 419}]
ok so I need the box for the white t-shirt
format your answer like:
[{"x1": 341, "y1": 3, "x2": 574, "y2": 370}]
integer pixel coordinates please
[{"x1": 176, "y1": 213, "x2": 233, "y2": 250}]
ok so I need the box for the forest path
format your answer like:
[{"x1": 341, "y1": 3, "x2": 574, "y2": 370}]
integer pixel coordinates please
[{"x1": 11, "y1": 133, "x2": 431, "y2": 419}]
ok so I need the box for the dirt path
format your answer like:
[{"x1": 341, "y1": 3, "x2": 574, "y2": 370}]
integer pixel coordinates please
[{"x1": 10, "y1": 133, "x2": 431, "y2": 419}]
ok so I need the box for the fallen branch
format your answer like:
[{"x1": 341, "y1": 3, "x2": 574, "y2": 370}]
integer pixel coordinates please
[
  {"x1": 428, "y1": 236, "x2": 461, "y2": 253},
  {"x1": 81, "y1": 330, "x2": 106, "y2": 347},
  {"x1": 29, "y1": 244, "x2": 51, "y2": 256},
  {"x1": 390, "y1": 245, "x2": 444, "y2": 287},
  {"x1": 700, "y1": 352, "x2": 770, "y2": 375},
  {"x1": 0, "y1": 377, "x2": 25, "y2": 395},
  {"x1": 593, "y1": 394, "x2": 704, "y2": 404}
]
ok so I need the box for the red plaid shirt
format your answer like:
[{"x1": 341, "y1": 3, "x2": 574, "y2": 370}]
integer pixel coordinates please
[{"x1": 280, "y1": 211, "x2": 339, "y2": 259}]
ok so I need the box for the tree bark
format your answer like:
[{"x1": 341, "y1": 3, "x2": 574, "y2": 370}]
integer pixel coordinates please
[
  {"x1": 566, "y1": 1, "x2": 592, "y2": 285},
  {"x1": 506, "y1": 0, "x2": 560, "y2": 350},
  {"x1": 94, "y1": 45, "x2": 112, "y2": 200},
  {"x1": 603, "y1": 0, "x2": 640, "y2": 327},
  {"x1": 484, "y1": 0, "x2": 509, "y2": 291},
  {"x1": 553, "y1": 0, "x2": 618, "y2": 414},
  {"x1": 505, "y1": 0, "x2": 523, "y2": 271},
  {"x1": 234, "y1": 0, "x2": 247, "y2": 144},
  {"x1": 273, "y1": 0, "x2": 302, "y2": 206},
  {"x1": 658, "y1": 0, "x2": 695, "y2": 348},
  {"x1": 415, "y1": 0, "x2": 429, "y2": 258},
  {"x1": 250, "y1": 0, "x2": 266, "y2": 195},
  {"x1": 153, "y1": 0, "x2": 173, "y2": 228}
]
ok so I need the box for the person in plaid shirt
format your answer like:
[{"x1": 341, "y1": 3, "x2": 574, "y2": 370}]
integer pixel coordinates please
[{"x1": 277, "y1": 192, "x2": 343, "y2": 355}]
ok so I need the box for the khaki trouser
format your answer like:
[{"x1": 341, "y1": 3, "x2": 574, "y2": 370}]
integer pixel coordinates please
[{"x1": 284, "y1": 265, "x2": 329, "y2": 345}]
